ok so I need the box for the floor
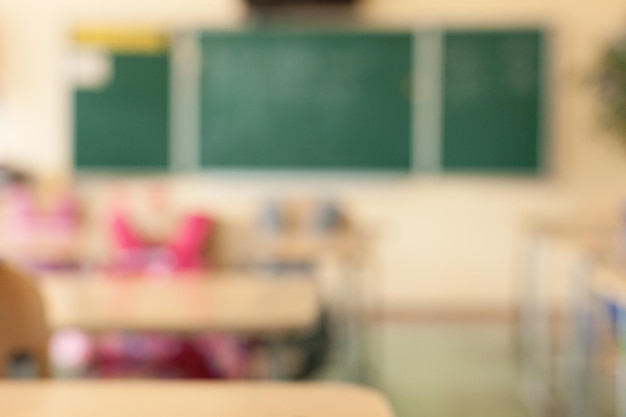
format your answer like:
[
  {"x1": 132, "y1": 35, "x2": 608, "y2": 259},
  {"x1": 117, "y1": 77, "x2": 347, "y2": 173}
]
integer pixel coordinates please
[
  {"x1": 324, "y1": 322, "x2": 529, "y2": 417},
  {"x1": 50, "y1": 320, "x2": 530, "y2": 417}
]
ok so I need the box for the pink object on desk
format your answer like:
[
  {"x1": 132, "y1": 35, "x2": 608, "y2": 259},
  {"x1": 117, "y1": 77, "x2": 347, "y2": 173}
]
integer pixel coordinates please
[
  {"x1": 5, "y1": 187, "x2": 79, "y2": 237},
  {"x1": 100, "y1": 206, "x2": 249, "y2": 379},
  {"x1": 109, "y1": 210, "x2": 213, "y2": 274},
  {"x1": 1, "y1": 185, "x2": 81, "y2": 271},
  {"x1": 167, "y1": 214, "x2": 213, "y2": 270}
]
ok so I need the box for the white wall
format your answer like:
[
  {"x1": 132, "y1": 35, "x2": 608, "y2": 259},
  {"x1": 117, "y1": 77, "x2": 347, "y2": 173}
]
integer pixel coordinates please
[{"x1": 1, "y1": 0, "x2": 626, "y2": 312}]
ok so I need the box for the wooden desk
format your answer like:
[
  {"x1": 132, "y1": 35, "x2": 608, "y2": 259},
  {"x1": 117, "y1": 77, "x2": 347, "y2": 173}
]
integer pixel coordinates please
[
  {"x1": 518, "y1": 217, "x2": 616, "y2": 416},
  {"x1": 38, "y1": 274, "x2": 320, "y2": 335},
  {"x1": 0, "y1": 381, "x2": 395, "y2": 417},
  {"x1": 585, "y1": 259, "x2": 626, "y2": 417},
  {"x1": 252, "y1": 231, "x2": 372, "y2": 383},
  {"x1": 255, "y1": 232, "x2": 365, "y2": 264},
  {"x1": 519, "y1": 217, "x2": 626, "y2": 417},
  {"x1": 584, "y1": 247, "x2": 626, "y2": 309}
]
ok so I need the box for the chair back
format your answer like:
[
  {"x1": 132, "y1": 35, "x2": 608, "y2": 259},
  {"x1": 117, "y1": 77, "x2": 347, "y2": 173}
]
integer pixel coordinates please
[{"x1": 0, "y1": 262, "x2": 49, "y2": 377}]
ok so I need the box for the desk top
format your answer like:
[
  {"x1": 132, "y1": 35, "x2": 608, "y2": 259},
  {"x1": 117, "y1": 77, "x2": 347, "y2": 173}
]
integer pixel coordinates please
[
  {"x1": 521, "y1": 215, "x2": 623, "y2": 265},
  {"x1": 253, "y1": 231, "x2": 366, "y2": 264},
  {"x1": 523, "y1": 216, "x2": 616, "y2": 242},
  {"x1": 39, "y1": 274, "x2": 320, "y2": 335},
  {"x1": 524, "y1": 217, "x2": 626, "y2": 306},
  {"x1": 0, "y1": 381, "x2": 394, "y2": 417}
]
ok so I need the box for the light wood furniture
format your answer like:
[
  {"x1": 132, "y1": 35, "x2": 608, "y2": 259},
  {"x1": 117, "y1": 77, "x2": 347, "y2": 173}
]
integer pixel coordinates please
[
  {"x1": 38, "y1": 273, "x2": 320, "y2": 335},
  {"x1": 583, "y1": 253, "x2": 626, "y2": 417},
  {"x1": 0, "y1": 262, "x2": 50, "y2": 377},
  {"x1": 0, "y1": 381, "x2": 394, "y2": 417},
  {"x1": 252, "y1": 229, "x2": 373, "y2": 382},
  {"x1": 593, "y1": 263, "x2": 626, "y2": 305},
  {"x1": 254, "y1": 231, "x2": 365, "y2": 265},
  {"x1": 518, "y1": 216, "x2": 623, "y2": 417},
  {"x1": 518, "y1": 217, "x2": 611, "y2": 416}
]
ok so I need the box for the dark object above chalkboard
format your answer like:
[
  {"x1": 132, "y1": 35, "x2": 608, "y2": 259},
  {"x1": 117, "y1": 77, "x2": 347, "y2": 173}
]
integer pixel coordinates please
[{"x1": 247, "y1": 0, "x2": 357, "y2": 7}]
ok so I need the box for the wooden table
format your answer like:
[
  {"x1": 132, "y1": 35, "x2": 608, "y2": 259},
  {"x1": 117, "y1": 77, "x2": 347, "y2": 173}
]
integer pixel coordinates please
[
  {"x1": 0, "y1": 381, "x2": 395, "y2": 417},
  {"x1": 593, "y1": 262, "x2": 626, "y2": 305},
  {"x1": 252, "y1": 231, "x2": 373, "y2": 383},
  {"x1": 587, "y1": 256, "x2": 626, "y2": 417},
  {"x1": 254, "y1": 231, "x2": 365, "y2": 265},
  {"x1": 38, "y1": 274, "x2": 320, "y2": 335},
  {"x1": 518, "y1": 217, "x2": 616, "y2": 416},
  {"x1": 519, "y1": 217, "x2": 624, "y2": 417},
  {"x1": 38, "y1": 273, "x2": 321, "y2": 379}
]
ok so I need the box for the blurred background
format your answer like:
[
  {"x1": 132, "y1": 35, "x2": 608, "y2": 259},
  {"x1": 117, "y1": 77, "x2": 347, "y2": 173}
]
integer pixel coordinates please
[{"x1": 2, "y1": 0, "x2": 626, "y2": 416}]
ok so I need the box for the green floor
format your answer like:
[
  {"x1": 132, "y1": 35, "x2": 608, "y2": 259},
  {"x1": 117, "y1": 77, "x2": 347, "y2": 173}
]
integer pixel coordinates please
[
  {"x1": 51, "y1": 321, "x2": 529, "y2": 417},
  {"x1": 325, "y1": 323, "x2": 529, "y2": 417}
]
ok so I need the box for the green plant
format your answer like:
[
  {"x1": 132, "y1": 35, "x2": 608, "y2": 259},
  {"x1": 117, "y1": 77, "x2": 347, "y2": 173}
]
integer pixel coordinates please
[{"x1": 598, "y1": 37, "x2": 626, "y2": 140}]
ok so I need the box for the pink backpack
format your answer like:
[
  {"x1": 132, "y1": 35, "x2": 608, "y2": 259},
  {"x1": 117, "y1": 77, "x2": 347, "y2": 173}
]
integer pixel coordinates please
[
  {"x1": 100, "y1": 207, "x2": 250, "y2": 379},
  {"x1": 2, "y1": 186, "x2": 80, "y2": 271},
  {"x1": 109, "y1": 210, "x2": 213, "y2": 274}
]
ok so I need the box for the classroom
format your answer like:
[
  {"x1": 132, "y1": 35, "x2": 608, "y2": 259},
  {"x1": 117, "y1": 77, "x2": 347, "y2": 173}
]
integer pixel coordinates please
[{"x1": 0, "y1": 0, "x2": 625, "y2": 416}]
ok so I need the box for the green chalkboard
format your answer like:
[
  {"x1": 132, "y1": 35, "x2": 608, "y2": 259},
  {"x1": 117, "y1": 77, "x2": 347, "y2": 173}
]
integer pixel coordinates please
[
  {"x1": 200, "y1": 31, "x2": 412, "y2": 171},
  {"x1": 441, "y1": 30, "x2": 544, "y2": 172},
  {"x1": 74, "y1": 53, "x2": 170, "y2": 170}
]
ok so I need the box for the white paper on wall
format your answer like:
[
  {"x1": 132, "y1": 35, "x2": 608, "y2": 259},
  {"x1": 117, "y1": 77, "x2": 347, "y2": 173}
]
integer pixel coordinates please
[{"x1": 68, "y1": 48, "x2": 113, "y2": 90}]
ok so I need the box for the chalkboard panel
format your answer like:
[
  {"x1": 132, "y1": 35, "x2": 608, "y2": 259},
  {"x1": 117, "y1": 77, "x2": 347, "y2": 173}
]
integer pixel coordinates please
[
  {"x1": 441, "y1": 30, "x2": 544, "y2": 172},
  {"x1": 74, "y1": 53, "x2": 170, "y2": 169},
  {"x1": 200, "y1": 31, "x2": 412, "y2": 170}
]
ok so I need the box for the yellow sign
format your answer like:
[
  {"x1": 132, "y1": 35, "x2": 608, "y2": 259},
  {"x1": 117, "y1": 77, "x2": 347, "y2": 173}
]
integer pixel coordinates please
[{"x1": 74, "y1": 27, "x2": 169, "y2": 53}]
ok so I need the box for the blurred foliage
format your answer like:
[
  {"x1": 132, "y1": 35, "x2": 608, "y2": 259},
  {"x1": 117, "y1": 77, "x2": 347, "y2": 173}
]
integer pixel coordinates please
[{"x1": 598, "y1": 36, "x2": 626, "y2": 141}]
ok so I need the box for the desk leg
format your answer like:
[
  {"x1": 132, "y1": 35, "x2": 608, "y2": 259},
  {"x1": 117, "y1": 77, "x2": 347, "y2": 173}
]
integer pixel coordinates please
[
  {"x1": 349, "y1": 261, "x2": 369, "y2": 384},
  {"x1": 565, "y1": 258, "x2": 593, "y2": 417},
  {"x1": 340, "y1": 260, "x2": 364, "y2": 383},
  {"x1": 338, "y1": 268, "x2": 353, "y2": 382},
  {"x1": 268, "y1": 338, "x2": 284, "y2": 380},
  {"x1": 617, "y1": 309, "x2": 626, "y2": 417},
  {"x1": 355, "y1": 262, "x2": 374, "y2": 385},
  {"x1": 520, "y1": 235, "x2": 551, "y2": 416}
]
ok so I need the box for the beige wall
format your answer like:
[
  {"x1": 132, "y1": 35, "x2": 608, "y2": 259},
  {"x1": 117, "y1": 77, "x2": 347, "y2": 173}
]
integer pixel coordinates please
[{"x1": 1, "y1": 0, "x2": 626, "y2": 312}]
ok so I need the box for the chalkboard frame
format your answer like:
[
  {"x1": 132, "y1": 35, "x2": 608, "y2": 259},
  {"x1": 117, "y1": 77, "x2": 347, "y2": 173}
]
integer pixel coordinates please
[{"x1": 72, "y1": 26, "x2": 548, "y2": 178}]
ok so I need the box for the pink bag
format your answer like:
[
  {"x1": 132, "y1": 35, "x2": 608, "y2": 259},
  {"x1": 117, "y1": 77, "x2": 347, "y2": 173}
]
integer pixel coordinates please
[
  {"x1": 109, "y1": 211, "x2": 213, "y2": 274},
  {"x1": 99, "y1": 208, "x2": 249, "y2": 379},
  {"x1": 2, "y1": 186, "x2": 80, "y2": 271}
]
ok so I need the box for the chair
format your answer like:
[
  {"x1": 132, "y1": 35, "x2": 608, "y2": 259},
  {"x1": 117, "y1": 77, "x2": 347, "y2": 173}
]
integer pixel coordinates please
[{"x1": 0, "y1": 261, "x2": 50, "y2": 377}]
